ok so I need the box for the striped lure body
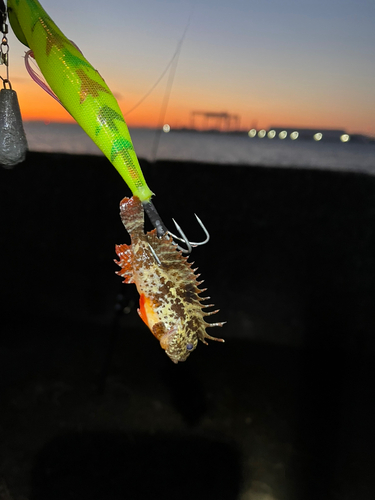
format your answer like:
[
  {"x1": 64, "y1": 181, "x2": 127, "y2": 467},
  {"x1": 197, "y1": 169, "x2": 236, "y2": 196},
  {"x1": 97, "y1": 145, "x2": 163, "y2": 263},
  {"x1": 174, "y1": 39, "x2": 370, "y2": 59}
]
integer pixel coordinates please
[
  {"x1": 7, "y1": 0, "x2": 153, "y2": 201},
  {"x1": 115, "y1": 197, "x2": 224, "y2": 363}
]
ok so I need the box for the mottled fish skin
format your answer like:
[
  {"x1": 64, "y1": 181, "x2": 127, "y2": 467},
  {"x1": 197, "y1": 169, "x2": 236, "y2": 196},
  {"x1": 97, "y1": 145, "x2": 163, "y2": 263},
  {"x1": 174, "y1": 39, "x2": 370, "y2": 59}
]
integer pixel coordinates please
[{"x1": 115, "y1": 196, "x2": 225, "y2": 363}]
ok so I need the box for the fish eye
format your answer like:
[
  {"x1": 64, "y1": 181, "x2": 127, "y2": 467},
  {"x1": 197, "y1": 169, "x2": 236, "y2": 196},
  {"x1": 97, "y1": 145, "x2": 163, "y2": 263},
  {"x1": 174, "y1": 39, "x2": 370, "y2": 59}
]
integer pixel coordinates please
[{"x1": 186, "y1": 342, "x2": 194, "y2": 351}]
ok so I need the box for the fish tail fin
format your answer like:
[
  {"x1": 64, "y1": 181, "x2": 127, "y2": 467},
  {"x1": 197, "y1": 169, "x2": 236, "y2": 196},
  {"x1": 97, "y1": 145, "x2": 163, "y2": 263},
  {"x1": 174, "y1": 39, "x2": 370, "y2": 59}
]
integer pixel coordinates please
[{"x1": 119, "y1": 196, "x2": 144, "y2": 235}]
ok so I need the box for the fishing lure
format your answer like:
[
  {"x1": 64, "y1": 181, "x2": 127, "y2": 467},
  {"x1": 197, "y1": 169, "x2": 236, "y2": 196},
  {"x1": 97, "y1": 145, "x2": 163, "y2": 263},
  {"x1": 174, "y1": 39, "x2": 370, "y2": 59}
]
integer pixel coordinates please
[
  {"x1": 115, "y1": 196, "x2": 225, "y2": 363},
  {"x1": 7, "y1": 0, "x2": 153, "y2": 202},
  {"x1": 7, "y1": 0, "x2": 225, "y2": 359}
]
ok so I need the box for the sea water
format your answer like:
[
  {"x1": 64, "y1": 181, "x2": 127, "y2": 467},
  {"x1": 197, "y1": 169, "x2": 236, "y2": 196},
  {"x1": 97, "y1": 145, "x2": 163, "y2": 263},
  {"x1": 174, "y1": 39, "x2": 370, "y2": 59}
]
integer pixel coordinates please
[{"x1": 23, "y1": 121, "x2": 375, "y2": 175}]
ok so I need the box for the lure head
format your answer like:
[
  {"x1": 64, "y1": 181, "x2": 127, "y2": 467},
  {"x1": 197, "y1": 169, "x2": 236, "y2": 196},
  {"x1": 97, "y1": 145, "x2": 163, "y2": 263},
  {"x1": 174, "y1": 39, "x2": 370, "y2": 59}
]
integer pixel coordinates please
[{"x1": 153, "y1": 320, "x2": 198, "y2": 364}]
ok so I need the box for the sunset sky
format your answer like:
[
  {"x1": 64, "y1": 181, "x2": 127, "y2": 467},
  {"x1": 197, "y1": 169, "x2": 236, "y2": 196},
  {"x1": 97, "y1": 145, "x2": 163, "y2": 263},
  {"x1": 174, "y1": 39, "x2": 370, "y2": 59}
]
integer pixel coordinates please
[{"x1": 5, "y1": 0, "x2": 375, "y2": 135}]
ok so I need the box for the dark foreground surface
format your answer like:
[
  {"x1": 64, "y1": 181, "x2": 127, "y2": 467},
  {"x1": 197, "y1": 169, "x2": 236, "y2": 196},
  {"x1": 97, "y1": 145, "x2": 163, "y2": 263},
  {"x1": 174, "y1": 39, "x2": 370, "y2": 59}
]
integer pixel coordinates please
[{"x1": 1, "y1": 152, "x2": 374, "y2": 500}]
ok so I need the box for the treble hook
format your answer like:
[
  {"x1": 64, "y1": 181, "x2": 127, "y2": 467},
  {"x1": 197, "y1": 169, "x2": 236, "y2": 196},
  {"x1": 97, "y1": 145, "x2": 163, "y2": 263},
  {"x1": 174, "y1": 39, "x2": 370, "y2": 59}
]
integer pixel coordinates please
[
  {"x1": 169, "y1": 216, "x2": 210, "y2": 254},
  {"x1": 142, "y1": 200, "x2": 210, "y2": 254}
]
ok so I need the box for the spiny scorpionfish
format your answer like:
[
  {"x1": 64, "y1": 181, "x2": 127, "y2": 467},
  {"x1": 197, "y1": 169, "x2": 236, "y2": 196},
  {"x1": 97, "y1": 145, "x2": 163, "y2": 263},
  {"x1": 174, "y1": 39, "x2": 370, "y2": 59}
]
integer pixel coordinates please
[{"x1": 115, "y1": 196, "x2": 225, "y2": 363}]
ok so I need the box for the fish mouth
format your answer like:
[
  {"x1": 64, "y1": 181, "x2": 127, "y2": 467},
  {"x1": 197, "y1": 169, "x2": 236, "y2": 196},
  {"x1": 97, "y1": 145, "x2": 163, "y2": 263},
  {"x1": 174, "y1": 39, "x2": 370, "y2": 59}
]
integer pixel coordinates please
[
  {"x1": 166, "y1": 347, "x2": 191, "y2": 364},
  {"x1": 159, "y1": 320, "x2": 191, "y2": 363},
  {"x1": 168, "y1": 353, "x2": 188, "y2": 364}
]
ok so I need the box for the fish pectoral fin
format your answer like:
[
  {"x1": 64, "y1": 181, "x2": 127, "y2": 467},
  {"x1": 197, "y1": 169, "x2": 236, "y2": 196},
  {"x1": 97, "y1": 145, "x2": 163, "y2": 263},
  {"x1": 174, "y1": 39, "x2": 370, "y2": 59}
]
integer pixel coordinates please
[
  {"x1": 114, "y1": 243, "x2": 134, "y2": 283},
  {"x1": 137, "y1": 294, "x2": 149, "y2": 326}
]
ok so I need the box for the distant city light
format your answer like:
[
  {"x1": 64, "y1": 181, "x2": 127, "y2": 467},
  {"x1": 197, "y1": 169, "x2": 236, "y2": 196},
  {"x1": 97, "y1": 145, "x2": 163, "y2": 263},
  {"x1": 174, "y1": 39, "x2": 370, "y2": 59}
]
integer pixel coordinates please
[
  {"x1": 248, "y1": 128, "x2": 257, "y2": 138},
  {"x1": 267, "y1": 130, "x2": 276, "y2": 139},
  {"x1": 313, "y1": 133, "x2": 323, "y2": 141},
  {"x1": 340, "y1": 134, "x2": 350, "y2": 142},
  {"x1": 279, "y1": 130, "x2": 287, "y2": 139},
  {"x1": 290, "y1": 131, "x2": 299, "y2": 140},
  {"x1": 163, "y1": 124, "x2": 171, "y2": 133},
  {"x1": 258, "y1": 129, "x2": 266, "y2": 138}
]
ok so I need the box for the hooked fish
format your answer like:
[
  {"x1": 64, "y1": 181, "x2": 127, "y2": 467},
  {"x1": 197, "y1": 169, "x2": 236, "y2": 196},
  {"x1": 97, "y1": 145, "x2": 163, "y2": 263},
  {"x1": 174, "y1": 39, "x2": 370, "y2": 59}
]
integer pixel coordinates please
[{"x1": 115, "y1": 196, "x2": 225, "y2": 363}]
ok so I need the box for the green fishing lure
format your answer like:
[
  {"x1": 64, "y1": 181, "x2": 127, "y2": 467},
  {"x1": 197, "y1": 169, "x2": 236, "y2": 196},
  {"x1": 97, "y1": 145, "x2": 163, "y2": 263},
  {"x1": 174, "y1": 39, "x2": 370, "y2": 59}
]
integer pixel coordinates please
[{"x1": 8, "y1": 0, "x2": 153, "y2": 202}]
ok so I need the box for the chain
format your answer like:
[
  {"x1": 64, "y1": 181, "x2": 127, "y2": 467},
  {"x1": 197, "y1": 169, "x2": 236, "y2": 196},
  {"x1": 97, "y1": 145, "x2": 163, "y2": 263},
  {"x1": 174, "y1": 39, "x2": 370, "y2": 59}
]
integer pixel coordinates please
[{"x1": 1, "y1": 2, "x2": 11, "y2": 88}]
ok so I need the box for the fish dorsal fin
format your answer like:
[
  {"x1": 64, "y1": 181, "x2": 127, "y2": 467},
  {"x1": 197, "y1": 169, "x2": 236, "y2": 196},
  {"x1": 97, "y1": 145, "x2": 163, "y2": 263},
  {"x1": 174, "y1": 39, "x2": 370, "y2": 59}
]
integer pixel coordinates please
[{"x1": 115, "y1": 243, "x2": 134, "y2": 283}]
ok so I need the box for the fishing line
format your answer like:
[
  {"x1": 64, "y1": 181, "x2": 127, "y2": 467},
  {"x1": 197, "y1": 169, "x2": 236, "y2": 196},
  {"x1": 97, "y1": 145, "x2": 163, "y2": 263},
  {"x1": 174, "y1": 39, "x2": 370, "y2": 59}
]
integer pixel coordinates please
[
  {"x1": 151, "y1": 4, "x2": 194, "y2": 161},
  {"x1": 124, "y1": 36, "x2": 183, "y2": 117},
  {"x1": 124, "y1": 4, "x2": 194, "y2": 118},
  {"x1": 124, "y1": 0, "x2": 195, "y2": 140},
  {"x1": 150, "y1": 44, "x2": 181, "y2": 161}
]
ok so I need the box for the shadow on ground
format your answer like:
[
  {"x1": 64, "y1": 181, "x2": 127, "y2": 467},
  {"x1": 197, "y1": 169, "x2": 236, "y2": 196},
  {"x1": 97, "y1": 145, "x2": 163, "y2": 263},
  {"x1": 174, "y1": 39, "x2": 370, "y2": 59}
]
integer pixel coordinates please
[{"x1": 30, "y1": 431, "x2": 241, "y2": 500}]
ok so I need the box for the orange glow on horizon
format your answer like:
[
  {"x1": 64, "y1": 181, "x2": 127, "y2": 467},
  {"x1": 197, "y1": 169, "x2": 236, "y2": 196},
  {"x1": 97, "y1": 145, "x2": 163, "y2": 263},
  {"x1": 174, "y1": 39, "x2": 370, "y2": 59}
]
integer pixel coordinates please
[
  {"x1": 16, "y1": 81, "x2": 74, "y2": 123},
  {"x1": 14, "y1": 80, "x2": 373, "y2": 136},
  {"x1": 17, "y1": 80, "x2": 174, "y2": 127}
]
